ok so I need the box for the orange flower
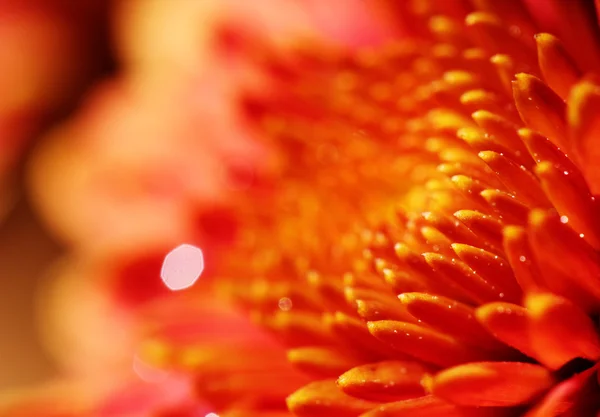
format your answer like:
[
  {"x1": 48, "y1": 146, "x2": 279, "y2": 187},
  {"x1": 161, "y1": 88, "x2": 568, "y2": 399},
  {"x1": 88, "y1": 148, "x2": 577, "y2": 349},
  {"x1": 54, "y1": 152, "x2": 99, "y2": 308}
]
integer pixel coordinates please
[
  {"x1": 8, "y1": 0, "x2": 600, "y2": 417},
  {"x1": 147, "y1": 0, "x2": 600, "y2": 416}
]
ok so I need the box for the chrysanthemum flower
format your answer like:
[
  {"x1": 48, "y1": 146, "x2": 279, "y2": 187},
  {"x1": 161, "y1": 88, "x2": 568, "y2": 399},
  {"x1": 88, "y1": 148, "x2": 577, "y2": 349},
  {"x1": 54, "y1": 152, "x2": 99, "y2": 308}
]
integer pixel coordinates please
[
  {"x1": 7, "y1": 0, "x2": 600, "y2": 416},
  {"x1": 138, "y1": 1, "x2": 600, "y2": 416}
]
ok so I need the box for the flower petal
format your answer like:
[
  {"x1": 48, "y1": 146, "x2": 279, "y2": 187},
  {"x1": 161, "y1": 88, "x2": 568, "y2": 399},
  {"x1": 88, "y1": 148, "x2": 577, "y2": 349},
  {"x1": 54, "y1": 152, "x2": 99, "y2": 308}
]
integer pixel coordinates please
[
  {"x1": 534, "y1": 161, "x2": 600, "y2": 250},
  {"x1": 534, "y1": 33, "x2": 581, "y2": 100},
  {"x1": 287, "y1": 379, "x2": 379, "y2": 417},
  {"x1": 528, "y1": 209, "x2": 600, "y2": 311},
  {"x1": 568, "y1": 80, "x2": 600, "y2": 194},
  {"x1": 476, "y1": 302, "x2": 537, "y2": 360},
  {"x1": 526, "y1": 292, "x2": 600, "y2": 369},
  {"x1": 337, "y1": 360, "x2": 432, "y2": 402},
  {"x1": 428, "y1": 362, "x2": 554, "y2": 406},
  {"x1": 512, "y1": 73, "x2": 568, "y2": 151},
  {"x1": 288, "y1": 346, "x2": 362, "y2": 377},
  {"x1": 398, "y1": 292, "x2": 514, "y2": 355},
  {"x1": 367, "y1": 320, "x2": 494, "y2": 367},
  {"x1": 360, "y1": 395, "x2": 515, "y2": 417}
]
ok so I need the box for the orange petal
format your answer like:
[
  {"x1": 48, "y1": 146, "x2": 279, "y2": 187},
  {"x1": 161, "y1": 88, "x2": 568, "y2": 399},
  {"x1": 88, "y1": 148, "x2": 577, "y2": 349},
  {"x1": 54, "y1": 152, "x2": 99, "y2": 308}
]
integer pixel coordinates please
[
  {"x1": 470, "y1": 0, "x2": 537, "y2": 47},
  {"x1": 428, "y1": 362, "x2": 554, "y2": 406},
  {"x1": 423, "y1": 253, "x2": 504, "y2": 303},
  {"x1": 449, "y1": 175, "x2": 493, "y2": 212},
  {"x1": 337, "y1": 360, "x2": 431, "y2": 402},
  {"x1": 354, "y1": 296, "x2": 416, "y2": 322},
  {"x1": 526, "y1": 292, "x2": 600, "y2": 369},
  {"x1": 459, "y1": 89, "x2": 519, "y2": 124},
  {"x1": 437, "y1": 160, "x2": 505, "y2": 190},
  {"x1": 394, "y1": 242, "x2": 471, "y2": 302},
  {"x1": 471, "y1": 110, "x2": 529, "y2": 158},
  {"x1": 325, "y1": 312, "x2": 400, "y2": 360},
  {"x1": 568, "y1": 80, "x2": 600, "y2": 194},
  {"x1": 367, "y1": 320, "x2": 493, "y2": 368},
  {"x1": 512, "y1": 73, "x2": 568, "y2": 151},
  {"x1": 534, "y1": 160, "x2": 600, "y2": 250},
  {"x1": 491, "y1": 54, "x2": 517, "y2": 96},
  {"x1": 502, "y1": 225, "x2": 544, "y2": 293},
  {"x1": 451, "y1": 243, "x2": 522, "y2": 303},
  {"x1": 288, "y1": 346, "x2": 362, "y2": 378},
  {"x1": 287, "y1": 380, "x2": 379, "y2": 417},
  {"x1": 518, "y1": 128, "x2": 582, "y2": 179},
  {"x1": 381, "y1": 268, "x2": 429, "y2": 294},
  {"x1": 453, "y1": 210, "x2": 504, "y2": 254},
  {"x1": 458, "y1": 126, "x2": 532, "y2": 169},
  {"x1": 465, "y1": 12, "x2": 537, "y2": 73},
  {"x1": 480, "y1": 189, "x2": 529, "y2": 226},
  {"x1": 307, "y1": 271, "x2": 356, "y2": 315},
  {"x1": 423, "y1": 252, "x2": 504, "y2": 304},
  {"x1": 478, "y1": 151, "x2": 551, "y2": 208},
  {"x1": 535, "y1": 33, "x2": 581, "y2": 100},
  {"x1": 256, "y1": 310, "x2": 335, "y2": 347},
  {"x1": 422, "y1": 211, "x2": 500, "y2": 255},
  {"x1": 528, "y1": 209, "x2": 600, "y2": 311},
  {"x1": 360, "y1": 395, "x2": 513, "y2": 417},
  {"x1": 420, "y1": 225, "x2": 456, "y2": 257},
  {"x1": 399, "y1": 292, "x2": 513, "y2": 355},
  {"x1": 476, "y1": 302, "x2": 538, "y2": 360}
]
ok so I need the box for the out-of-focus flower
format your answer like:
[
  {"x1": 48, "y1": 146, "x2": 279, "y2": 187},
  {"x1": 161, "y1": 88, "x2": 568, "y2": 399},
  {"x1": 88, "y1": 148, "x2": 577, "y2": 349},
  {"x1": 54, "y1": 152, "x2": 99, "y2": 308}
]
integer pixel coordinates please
[
  {"x1": 0, "y1": 0, "x2": 109, "y2": 218},
  {"x1": 27, "y1": 0, "x2": 399, "y2": 259},
  {"x1": 8, "y1": 0, "x2": 600, "y2": 417}
]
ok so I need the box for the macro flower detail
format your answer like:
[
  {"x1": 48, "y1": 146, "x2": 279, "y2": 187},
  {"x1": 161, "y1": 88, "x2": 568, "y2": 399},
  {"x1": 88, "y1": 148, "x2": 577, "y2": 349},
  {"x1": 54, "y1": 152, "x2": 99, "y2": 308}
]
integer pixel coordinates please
[
  {"x1": 137, "y1": 1, "x2": 600, "y2": 416},
  {"x1": 4, "y1": 1, "x2": 600, "y2": 417}
]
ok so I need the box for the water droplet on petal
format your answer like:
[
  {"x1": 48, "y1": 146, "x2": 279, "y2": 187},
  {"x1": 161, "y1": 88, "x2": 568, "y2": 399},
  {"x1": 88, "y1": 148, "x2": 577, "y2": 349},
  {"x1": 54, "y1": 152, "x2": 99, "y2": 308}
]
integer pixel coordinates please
[
  {"x1": 278, "y1": 297, "x2": 293, "y2": 311},
  {"x1": 560, "y1": 215, "x2": 569, "y2": 224},
  {"x1": 161, "y1": 244, "x2": 204, "y2": 291}
]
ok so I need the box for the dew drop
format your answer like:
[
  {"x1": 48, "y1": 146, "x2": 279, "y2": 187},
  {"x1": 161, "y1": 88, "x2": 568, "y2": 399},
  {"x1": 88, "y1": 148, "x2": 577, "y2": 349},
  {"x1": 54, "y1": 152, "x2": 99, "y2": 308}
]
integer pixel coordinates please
[
  {"x1": 499, "y1": 292, "x2": 505, "y2": 298},
  {"x1": 560, "y1": 215, "x2": 569, "y2": 224},
  {"x1": 580, "y1": 233, "x2": 585, "y2": 238},
  {"x1": 509, "y1": 25, "x2": 522, "y2": 37},
  {"x1": 278, "y1": 297, "x2": 293, "y2": 311},
  {"x1": 519, "y1": 255, "x2": 526, "y2": 262}
]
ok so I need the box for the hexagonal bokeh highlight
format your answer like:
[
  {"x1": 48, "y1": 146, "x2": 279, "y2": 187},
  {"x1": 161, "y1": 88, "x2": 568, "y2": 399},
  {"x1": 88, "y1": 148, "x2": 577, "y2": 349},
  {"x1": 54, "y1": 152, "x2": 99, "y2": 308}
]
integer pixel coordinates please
[{"x1": 160, "y1": 244, "x2": 204, "y2": 291}]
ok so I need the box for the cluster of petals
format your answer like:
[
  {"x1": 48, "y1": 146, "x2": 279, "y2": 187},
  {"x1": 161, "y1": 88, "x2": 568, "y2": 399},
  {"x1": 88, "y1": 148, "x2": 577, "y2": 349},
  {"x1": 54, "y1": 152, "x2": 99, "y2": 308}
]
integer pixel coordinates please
[{"x1": 5, "y1": 1, "x2": 600, "y2": 417}]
